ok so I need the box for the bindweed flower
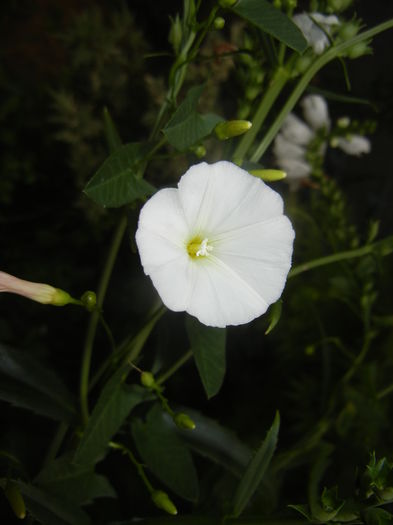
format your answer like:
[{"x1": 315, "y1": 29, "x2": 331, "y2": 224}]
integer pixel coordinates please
[
  {"x1": 0, "y1": 271, "x2": 76, "y2": 306},
  {"x1": 136, "y1": 161, "x2": 295, "y2": 328},
  {"x1": 293, "y1": 12, "x2": 339, "y2": 54}
]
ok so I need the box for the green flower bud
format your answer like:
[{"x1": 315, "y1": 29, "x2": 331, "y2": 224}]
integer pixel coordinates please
[
  {"x1": 4, "y1": 481, "x2": 26, "y2": 519},
  {"x1": 140, "y1": 371, "x2": 156, "y2": 388},
  {"x1": 284, "y1": 0, "x2": 297, "y2": 9},
  {"x1": 215, "y1": 120, "x2": 252, "y2": 140},
  {"x1": 169, "y1": 14, "x2": 182, "y2": 55},
  {"x1": 151, "y1": 490, "x2": 178, "y2": 515},
  {"x1": 327, "y1": 0, "x2": 352, "y2": 12},
  {"x1": 337, "y1": 116, "x2": 350, "y2": 128},
  {"x1": 338, "y1": 21, "x2": 360, "y2": 40},
  {"x1": 81, "y1": 291, "x2": 97, "y2": 312},
  {"x1": 219, "y1": 0, "x2": 237, "y2": 7},
  {"x1": 174, "y1": 412, "x2": 196, "y2": 430},
  {"x1": 249, "y1": 169, "x2": 287, "y2": 182},
  {"x1": 273, "y1": 0, "x2": 282, "y2": 8},
  {"x1": 193, "y1": 145, "x2": 207, "y2": 158},
  {"x1": 345, "y1": 41, "x2": 372, "y2": 60},
  {"x1": 245, "y1": 85, "x2": 260, "y2": 101},
  {"x1": 50, "y1": 289, "x2": 76, "y2": 306},
  {"x1": 213, "y1": 17, "x2": 225, "y2": 30},
  {"x1": 293, "y1": 54, "x2": 313, "y2": 75}
]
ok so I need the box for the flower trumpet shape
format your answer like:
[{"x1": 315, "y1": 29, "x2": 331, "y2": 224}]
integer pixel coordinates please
[
  {"x1": 136, "y1": 161, "x2": 295, "y2": 328},
  {"x1": 0, "y1": 271, "x2": 74, "y2": 306}
]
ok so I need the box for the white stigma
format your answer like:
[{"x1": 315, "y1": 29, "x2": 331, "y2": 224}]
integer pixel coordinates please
[{"x1": 196, "y1": 238, "x2": 213, "y2": 257}]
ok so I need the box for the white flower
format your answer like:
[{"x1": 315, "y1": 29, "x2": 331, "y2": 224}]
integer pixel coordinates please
[
  {"x1": 301, "y1": 95, "x2": 330, "y2": 131},
  {"x1": 280, "y1": 113, "x2": 314, "y2": 146},
  {"x1": 0, "y1": 271, "x2": 73, "y2": 305},
  {"x1": 293, "y1": 12, "x2": 339, "y2": 54},
  {"x1": 135, "y1": 161, "x2": 295, "y2": 328},
  {"x1": 333, "y1": 135, "x2": 371, "y2": 156}
]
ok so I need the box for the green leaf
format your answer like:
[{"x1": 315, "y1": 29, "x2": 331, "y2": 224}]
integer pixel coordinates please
[
  {"x1": 19, "y1": 482, "x2": 91, "y2": 525},
  {"x1": 131, "y1": 404, "x2": 199, "y2": 502},
  {"x1": 163, "y1": 85, "x2": 223, "y2": 151},
  {"x1": 232, "y1": 0, "x2": 307, "y2": 53},
  {"x1": 364, "y1": 508, "x2": 393, "y2": 525},
  {"x1": 265, "y1": 300, "x2": 283, "y2": 335},
  {"x1": 84, "y1": 143, "x2": 155, "y2": 208},
  {"x1": 35, "y1": 454, "x2": 116, "y2": 505},
  {"x1": 0, "y1": 344, "x2": 76, "y2": 421},
  {"x1": 103, "y1": 107, "x2": 122, "y2": 153},
  {"x1": 186, "y1": 316, "x2": 226, "y2": 399},
  {"x1": 232, "y1": 411, "x2": 280, "y2": 517},
  {"x1": 175, "y1": 408, "x2": 252, "y2": 477},
  {"x1": 74, "y1": 367, "x2": 151, "y2": 466}
]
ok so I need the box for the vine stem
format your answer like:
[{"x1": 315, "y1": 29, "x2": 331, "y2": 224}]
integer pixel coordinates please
[
  {"x1": 232, "y1": 66, "x2": 290, "y2": 163},
  {"x1": 288, "y1": 237, "x2": 392, "y2": 279},
  {"x1": 80, "y1": 214, "x2": 128, "y2": 426},
  {"x1": 250, "y1": 18, "x2": 393, "y2": 162}
]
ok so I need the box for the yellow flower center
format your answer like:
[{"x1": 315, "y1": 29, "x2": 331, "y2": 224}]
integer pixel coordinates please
[{"x1": 187, "y1": 236, "x2": 213, "y2": 259}]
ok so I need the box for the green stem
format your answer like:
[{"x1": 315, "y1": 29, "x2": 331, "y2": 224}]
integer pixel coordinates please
[
  {"x1": 156, "y1": 349, "x2": 193, "y2": 385},
  {"x1": 341, "y1": 332, "x2": 373, "y2": 384},
  {"x1": 377, "y1": 382, "x2": 393, "y2": 400},
  {"x1": 109, "y1": 441, "x2": 154, "y2": 493},
  {"x1": 250, "y1": 18, "x2": 393, "y2": 162},
  {"x1": 42, "y1": 422, "x2": 69, "y2": 467},
  {"x1": 288, "y1": 240, "x2": 386, "y2": 279},
  {"x1": 232, "y1": 67, "x2": 290, "y2": 163},
  {"x1": 80, "y1": 214, "x2": 128, "y2": 426}
]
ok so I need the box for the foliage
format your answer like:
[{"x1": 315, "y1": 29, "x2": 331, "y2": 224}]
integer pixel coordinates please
[{"x1": 1, "y1": 1, "x2": 393, "y2": 524}]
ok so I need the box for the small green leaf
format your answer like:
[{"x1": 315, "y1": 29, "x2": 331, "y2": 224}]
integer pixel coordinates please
[
  {"x1": 132, "y1": 404, "x2": 199, "y2": 502},
  {"x1": 103, "y1": 107, "x2": 122, "y2": 153},
  {"x1": 35, "y1": 454, "x2": 116, "y2": 505},
  {"x1": 265, "y1": 300, "x2": 283, "y2": 335},
  {"x1": 232, "y1": 0, "x2": 307, "y2": 53},
  {"x1": 232, "y1": 411, "x2": 280, "y2": 517},
  {"x1": 74, "y1": 367, "x2": 151, "y2": 466},
  {"x1": 163, "y1": 85, "x2": 223, "y2": 151},
  {"x1": 84, "y1": 143, "x2": 155, "y2": 208},
  {"x1": 19, "y1": 482, "x2": 91, "y2": 525},
  {"x1": 186, "y1": 316, "x2": 226, "y2": 399}
]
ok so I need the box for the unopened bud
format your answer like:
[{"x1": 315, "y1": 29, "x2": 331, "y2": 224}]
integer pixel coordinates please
[
  {"x1": 213, "y1": 17, "x2": 225, "y2": 30},
  {"x1": 337, "y1": 116, "x2": 350, "y2": 128},
  {"x1": 141, "y1": 371, "x2": 156, "y2": 388},
  {"x1": 215, "y1": 120, "x2": 252, "y2": 140},
  {"x1": 293, "y1": 54, "x2": 313, "y2": 75},
  {"x1": 273, "y1": 0, "x2": 282, "y2": 8},
  {"x1": 151, "y1": 490, "x2": 178, "y2": 515},
  {"x1": 4, "y1": 481, "x2": 26, "y2": 519},
  {"x1": 169, "y1": 15, "x2": 182, "y2": 55},
  {"x1": 219, "y1": 0, "x2": 237, "y2": 7},
  {"x1": 249, "y1": 169, "x2": 287, "y2": 182},
  {"x1": 345, "y1": 41, "x2": 371, "y2": 60},
  {"x1": 174, "y1": 412, "x2": 196, "y2": 430},
  {"x1": 328, "y1": 0, "x2": 353, "y2": 12},
  {"x1": 284, "y1": 0, "x2": 297, "y2": 9},
  {"x1": 81, "y1": 291, "x2": 97, "y2": 312},
  {"x1": 338, "y1": 21, "x2": 360, "y2": 40},
  {"x1": 192, "y1": 145, "x2": 207, "y2": 158}
]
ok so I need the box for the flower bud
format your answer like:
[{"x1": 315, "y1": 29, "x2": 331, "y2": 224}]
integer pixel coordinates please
[
  {"x1": 151, "y1": 490, "x2": 178, "y2": 515},
  {"x1": 293, "y1": 54, "x2": 313, "y2": 75},
  {"x1": 140, "y1": 371, "x2": 156, "y2": 388},
  {"x1": 0, "y1": 271, "x2": 77, "y2": 306},
  {"x1": 345, "y1": 41, "x2": 371, "y2": 60},
  {"x1": 273, "y1": 0, "x2": 282, "y2": 8},
  {"x1": 4, "y1": 481, "x2": 26, "y2": 519},
  {"x1": 192, "y1": 145, "x2": 207, "y2": 158},
  {"x1": 337, "y1": 116, "x2": 350, "y2": 128},
  {"x1": 168, "y1": 14, "x2": 182, "y2": 55},
  {"x1": 219, "y1": 0, "x2": 237, "y2": 7},
  {"x1": 338, "y1": 21, "x2": 360, "y2": 40},
  {"x1": 284, "y1": 0, "x2": 297, "y2": 9},
  {"x1": 249, "y1": 169, "x2": 287, "y2": 182},
  {"x1": 213, "y1": 17, "x2": 225, "y2": 30},
  {"x1": 327, "y1": 0, "x2": 353, "y2": 12},
  {"x1": 215, "y1": 120, "x2": 252, "y2": 140},
  {"x1": 174, "y1": 412, "x2": 196, "y2": 430},
  {"x1": 81, "y1": 291, "x2": 97, "y2": 312}
]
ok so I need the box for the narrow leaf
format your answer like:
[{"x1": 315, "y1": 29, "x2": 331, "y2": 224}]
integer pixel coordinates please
[
  {"x1": 19, "y1": 482, "x2": 91, "y2": 525},
  {"x1": 232, "y1": 411, "x2": 280, "y2": 517},
  {"x1": 163, "y1": 85, "x2": 223, "y2": 151},
  {"x1": 186, "y1": 316, "x2": 226, "y2": 399},
  {"x1": 131, "y1": 404, "x2": 199, "y2": 502},
  {"x1": 0, "y1": 344, "x2": 76, "y2": 421},
  {"x1": 84, "y1": 143, "x2": 155, "y2": 208},
  {"x1": 265, "y1": 300, "x2": 283, "y2": 335},
  {"x1": 103, "y1": 107, "x2": 122, "y2": 153},
  {"x1": 232, "y1": 0, "x2": 307, "y2": 53},
  {"x1": 74, "y1": 367, "x2": 151, "y2": 466}
]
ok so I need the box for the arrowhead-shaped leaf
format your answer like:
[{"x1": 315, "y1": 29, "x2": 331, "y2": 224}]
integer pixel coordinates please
[{"x1": 84, "y1": 143, "x2": 155, "y2": 208}]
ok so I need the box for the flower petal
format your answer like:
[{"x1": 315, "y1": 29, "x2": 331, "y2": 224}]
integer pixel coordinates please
[
  {"x1": 178, "y1": 161, "x2": 284, "y2": 237},
  {"x1": 213, "y1": 215, "x2": 295, "y2": 307}
]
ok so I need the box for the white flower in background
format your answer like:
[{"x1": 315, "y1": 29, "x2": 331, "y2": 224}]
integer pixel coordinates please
[
  {"x1": 301, "y1": 95, "x2": 330, "y2": 131},
  {"x1": 136, "y1": 161, "x2": 295, "y2": 328},
  {"x1": 293, "y1": 12, "x2": 340, "y2": 54},
  {"x1": 332, "y1": 135, "x2": 371, "y2": 156}
]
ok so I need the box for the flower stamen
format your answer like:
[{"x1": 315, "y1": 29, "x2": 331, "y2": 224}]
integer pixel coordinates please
[{"x1": 187, "y1": 237, "x2": 213, "y2": 259}]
